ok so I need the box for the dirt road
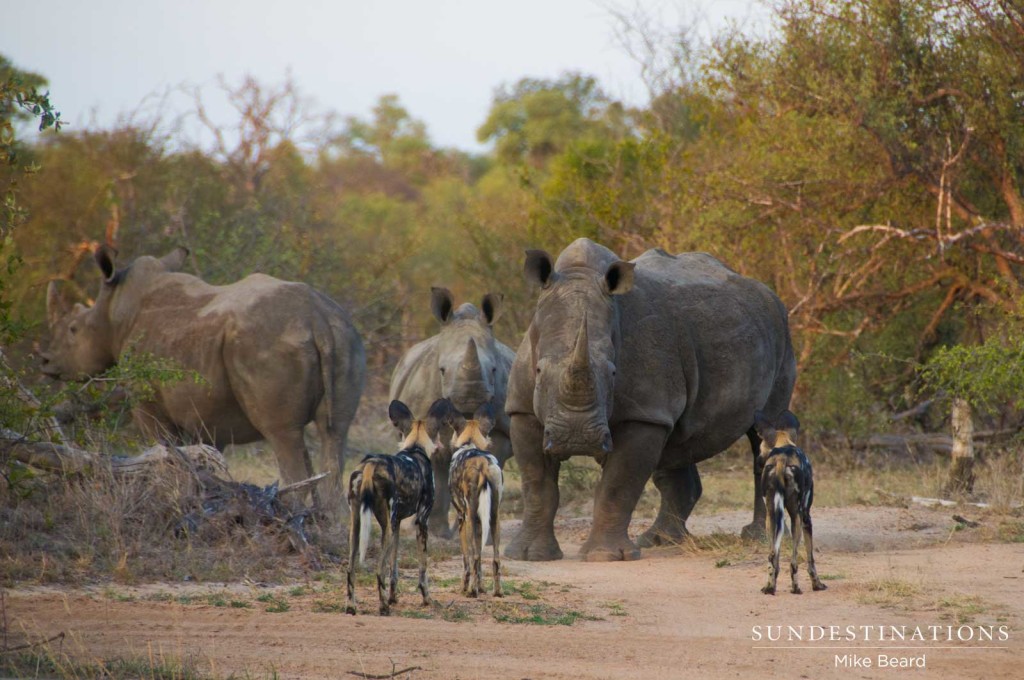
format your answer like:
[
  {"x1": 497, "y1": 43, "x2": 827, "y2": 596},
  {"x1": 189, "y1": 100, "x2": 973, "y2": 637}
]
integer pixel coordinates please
[{"x1": 6, "y1": 506, "x2": 1022, "y2": 679}]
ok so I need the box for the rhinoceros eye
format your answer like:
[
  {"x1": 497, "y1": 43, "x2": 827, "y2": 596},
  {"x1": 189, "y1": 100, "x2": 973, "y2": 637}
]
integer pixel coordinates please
[
  {"x1": 439, "y1": 367, "x2": 446, "y2": 376},
  {"x1": 69, "y1": 323, "x2": 79, "y2": 335}
]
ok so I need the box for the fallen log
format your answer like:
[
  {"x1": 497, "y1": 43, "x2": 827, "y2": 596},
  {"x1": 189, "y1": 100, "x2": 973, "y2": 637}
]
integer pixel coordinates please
[
  {"x1": 1, "y1": 430, "x2": 226, "y2": 477},
  {"x1": 850, "y1": 428, "x2": 1019, "y2": 458}
]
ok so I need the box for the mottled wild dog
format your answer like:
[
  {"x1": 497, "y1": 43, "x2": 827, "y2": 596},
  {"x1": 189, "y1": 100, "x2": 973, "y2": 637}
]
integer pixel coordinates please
[
  {"x1": 345, "y1": 399, "x2": 445, "y2": 615},
  {"x1": 442, "y1": 399, "x2": 504, "y2": 598},
  {"x1": 754, "y1": 409, "x2": 826, "y2": 596}
]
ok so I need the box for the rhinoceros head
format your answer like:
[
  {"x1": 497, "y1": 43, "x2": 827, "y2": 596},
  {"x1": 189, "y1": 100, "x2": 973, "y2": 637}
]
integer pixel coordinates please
[
  {"x1": 41, "y1": 245, "x2": 188, "y2": 380},
  {"x1": 430, "y1": 287, "x2": 504, "y2": 416},
  {"x1": 522, "y1": 247, "x2": 635, "y2": 456}
]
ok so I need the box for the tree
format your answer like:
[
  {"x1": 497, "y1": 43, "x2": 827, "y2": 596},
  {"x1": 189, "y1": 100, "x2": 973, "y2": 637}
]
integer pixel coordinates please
[
  {"x1": 477, "y1": 73, "x2": 630, "y2": 169},
  {"x1": 1, "y1": 55, "x2": 61, "y2": 342}
]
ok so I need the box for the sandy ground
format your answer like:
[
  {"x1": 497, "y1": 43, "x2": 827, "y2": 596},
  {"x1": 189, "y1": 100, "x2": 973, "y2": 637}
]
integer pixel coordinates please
[{"x1": 5, "y1": 505, "x2": 1023, "y2": 679}]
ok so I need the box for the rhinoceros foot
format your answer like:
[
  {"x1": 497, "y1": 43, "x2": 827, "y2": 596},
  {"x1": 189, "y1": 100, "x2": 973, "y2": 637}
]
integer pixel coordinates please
[
  {"x1": 741, "y1": 521, "x2": 766, "y2": 541},
  {"x1": 580, "y1": 536, "x2": 642, "y2": 562},
  {"x1": 504, "y1": 533, "x2": 563, "y2": 561},
  {"x1": 636, "y1": 524, "x2": 688, "y2": 548}
]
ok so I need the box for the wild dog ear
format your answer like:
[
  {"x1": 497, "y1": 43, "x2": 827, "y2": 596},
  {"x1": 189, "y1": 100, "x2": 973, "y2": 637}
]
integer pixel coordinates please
[
  {"x1": 753, "y1": 409, "x2": 776, "y2": 445},
  {"x1": 603, "y1": 260, "x2": 635, "y2": 296},
  {"x1": 388, "y1": 400, "x2": 414, "y2": 437},
  {"x1": 481, "y1": 293, "x2": 503, "y2": 325},
  {"x1": 431, "y1": 287, "x2": 455, "y2": 324},
  {"x1": 159, "y1": 246, "x2": 189, "y2": 272},
  {"x1": 448, "y1": 409, "x2": 468, "y2": 437},
  {"x1": 425, "y1": 398, "x2": 453, "y2": 439},
  {"x1": 473, "y1": 402, "x2": 495, "y2": 437},
  {"x1": 776, "y1": 409, "x2": 800, "y2": 434},
  {"x1": 524, "y1": 249, "x2": 555, "y2": 289},
  {"x1": 94, "y1": 244, "x2": 118, "y2": 283},
  {"x1": 46, "y1": 280, "x2": 73, "y2": 328}
]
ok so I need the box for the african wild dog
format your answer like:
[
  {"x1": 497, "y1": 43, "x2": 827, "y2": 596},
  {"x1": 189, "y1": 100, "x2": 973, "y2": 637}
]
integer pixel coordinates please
[
  {"x1": 754, "y1": 409, "x2": 826, "y2": 596},
  {"x1": 441, "y1": 399, "x2": 504, "y2": 598},
  {"x1": 345, "y1": 399, "x2": 445, "y2": 615}
]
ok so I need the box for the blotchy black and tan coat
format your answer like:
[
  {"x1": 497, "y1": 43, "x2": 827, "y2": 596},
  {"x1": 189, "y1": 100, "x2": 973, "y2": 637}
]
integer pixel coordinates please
[
  {"x1": 445, "y1": 402, "x2": 504, "y2": 598},
  {"x1": 755, "y1": 410, "x2": 826, "y2": 595},
  {"x1": 345, "y1": 400, "x2": 443, "y2": 616}
]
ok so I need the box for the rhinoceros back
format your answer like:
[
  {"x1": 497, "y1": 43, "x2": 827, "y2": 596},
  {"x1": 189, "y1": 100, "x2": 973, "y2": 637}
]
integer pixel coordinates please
[{"x1": 615, "y1": 248, "x2": 795, "y2": 461}]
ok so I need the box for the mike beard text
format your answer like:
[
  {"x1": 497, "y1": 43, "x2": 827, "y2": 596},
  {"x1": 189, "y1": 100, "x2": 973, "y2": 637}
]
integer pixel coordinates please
[{"x1": 835, "y1": 654, "x2": 926, "y2": 669}]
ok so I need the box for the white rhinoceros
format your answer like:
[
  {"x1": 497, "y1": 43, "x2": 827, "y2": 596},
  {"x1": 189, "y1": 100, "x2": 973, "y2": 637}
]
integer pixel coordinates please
[
  {"x1": 42, "y1": 245, "x2": 366, "y2": 508},
  {"x1": 505, "y1": 238, "x2": 796, "y2": 561},
  {"x1": 389, "y1": 287, "x2": 515, "y2": 535}
]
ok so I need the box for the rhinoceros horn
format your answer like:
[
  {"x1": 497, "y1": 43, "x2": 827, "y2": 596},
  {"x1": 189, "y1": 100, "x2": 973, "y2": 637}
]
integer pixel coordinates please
[
  {"x1": 456, "y1": 338, "x2": 484, "y2": 382},
  {"x1": 560, "y1": 313, "x2": 597, "y2": 408}
]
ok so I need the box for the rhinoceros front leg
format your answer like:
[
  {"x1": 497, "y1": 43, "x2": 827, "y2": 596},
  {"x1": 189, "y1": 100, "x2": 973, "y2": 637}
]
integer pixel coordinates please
[
  {"x1": 581, "y1": 421, "x2": 667, "y2": 562},
  {"x1": 637, "y1": 463, "x2": 702, "y2": 548},
  {"x1": 429, "y1": 441, "x2": 455, "y2": 538},
  {"x1": 489, "y1": 429, "x2": 513, "y2": 468},
  {"x1": 505, "y1": 414, "x2": 563, "y2": 561},
  {"x1": 741, "y1": 426, "x2": 767, "y2": 540}
]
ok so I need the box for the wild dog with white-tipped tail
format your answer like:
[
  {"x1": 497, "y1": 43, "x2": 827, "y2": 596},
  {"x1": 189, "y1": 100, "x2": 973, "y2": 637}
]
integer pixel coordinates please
[
  {"x1": 443, "y1": 399, "x2": 504, "y2": 598},
  {"x1": 754, "y1": 409, "x2": 826, "y2": 596},
  {"x1": 345, "y1": 399, "x2": 445, "y2": 615}
]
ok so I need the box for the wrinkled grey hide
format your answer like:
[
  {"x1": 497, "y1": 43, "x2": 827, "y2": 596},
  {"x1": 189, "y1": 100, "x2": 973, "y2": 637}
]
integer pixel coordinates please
[
  {"x1": 43, "y1": 246, "x2": 366, "y2": 510},
  {"x1": 389, "y1": 288, "x2": 515, "y2": 535},
  {"x1": 505, "y1": 238, "x2": 795, "y2": 561}
]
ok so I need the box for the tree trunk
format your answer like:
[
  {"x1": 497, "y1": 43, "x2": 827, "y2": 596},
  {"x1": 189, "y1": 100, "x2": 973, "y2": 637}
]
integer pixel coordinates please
[{"x1": 944, "y1": 397, "x2": 976, "y2": 496}]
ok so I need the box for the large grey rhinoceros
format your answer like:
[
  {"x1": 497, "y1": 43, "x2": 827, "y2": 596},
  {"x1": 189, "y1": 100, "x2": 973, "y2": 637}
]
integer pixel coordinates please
[
  {"x1": 389, "y1": 287, "x2": 515, "y2": 535},
  {"x1": 504, "y1": 238, "x2": 796, "y2": 561},
  {"x1": 42, "y1": 245, "x2": 367, "y2": 507}
]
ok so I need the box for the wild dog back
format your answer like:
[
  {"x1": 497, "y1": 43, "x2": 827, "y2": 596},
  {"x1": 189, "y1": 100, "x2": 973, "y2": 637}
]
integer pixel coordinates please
[
  {"x1": 754, "y1": 409, "x2": 826, "y2": 596},
  {"x1": 444, "y1": 399, "x2": 504, "y2": 598},
  {"x1": 345, "y1": 399, "x2": 447, "y2": 615}
]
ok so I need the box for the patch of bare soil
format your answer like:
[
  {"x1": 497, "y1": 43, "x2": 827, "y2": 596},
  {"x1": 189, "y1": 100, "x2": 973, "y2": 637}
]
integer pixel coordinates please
[{"x1": 5, "y1": 505, "x2": 1023, "y2": 679}]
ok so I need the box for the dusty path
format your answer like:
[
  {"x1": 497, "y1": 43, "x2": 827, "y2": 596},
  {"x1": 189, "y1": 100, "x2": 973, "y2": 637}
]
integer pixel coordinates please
[{"x1": 6, "y1": 506, "x2": 1023, "y2": 679}]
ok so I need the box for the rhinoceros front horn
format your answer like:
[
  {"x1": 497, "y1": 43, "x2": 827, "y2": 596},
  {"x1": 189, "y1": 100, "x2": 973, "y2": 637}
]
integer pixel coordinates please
[
  {"x1": 560, "y1": 314, "x2": 597, "y2": 408},
  {"x1": 457, "y1": 338, "x2": 484, "y2": 382}
]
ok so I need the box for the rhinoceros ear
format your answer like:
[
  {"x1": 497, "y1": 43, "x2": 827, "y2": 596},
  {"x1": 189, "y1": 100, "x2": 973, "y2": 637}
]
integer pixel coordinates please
[
  {"x1": 46, "y1": 280, "x2": 72, "y2": 328},
  {"x1": 603, "y1": 260, "x2": 635, "y2": 296},
  {"x1": 776, "y1": 409, "x2": 800, "y2": 435},
  {"x1": 159, "y1": 246, "x2": 189, "y2": 272},
  {"x1": 524, "y1": 249, "x2": 555, "y2": 289},
  {"x1": 94, "y1": 244, "x2": 118, "y2": 283},
  {"x1": 481, "y1": 293, "x2": 503, "y2": 325},
  {"x1": 431, "y1": 287, "x2": 455, "y2": 324},
  {"x1": 388, "y1": 399, "x2": 414, "y2": 437}
]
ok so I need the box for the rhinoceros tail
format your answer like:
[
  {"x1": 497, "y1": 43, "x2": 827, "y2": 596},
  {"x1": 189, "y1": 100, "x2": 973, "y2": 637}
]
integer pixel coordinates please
[{"x1": 312, "y1": 308, "x2": 336, "y2": 430}]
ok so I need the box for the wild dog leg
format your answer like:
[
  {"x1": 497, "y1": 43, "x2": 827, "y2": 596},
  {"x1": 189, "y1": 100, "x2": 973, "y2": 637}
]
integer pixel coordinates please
[
  {"x1": 789, "y1": 511, "x2": 803, "y2": 595},
  {"x1": 491, "y1": 501, "x2": 503, "y2": 597},
  {"x1": 802, "y1": 510, "x2": 827, "y2": 591},
  {"x1": 416, "y1": 518, "x2": 431, "y2": 605}
]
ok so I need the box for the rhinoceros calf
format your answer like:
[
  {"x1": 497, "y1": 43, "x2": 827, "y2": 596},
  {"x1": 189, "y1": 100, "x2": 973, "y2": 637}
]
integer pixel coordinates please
[
  {"x1": 42, "y1": 246, "x2": 366, "y2": 508},
  {"x1": 389, "y1": 287, "x2": 515, "y2": 535},
  {"x1": 505, "y1": 238, "x2": 796, "y2": 561}
]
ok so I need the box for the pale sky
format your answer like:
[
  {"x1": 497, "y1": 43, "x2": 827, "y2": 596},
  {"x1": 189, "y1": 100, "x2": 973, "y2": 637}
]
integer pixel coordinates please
[{"x1": 2, "y1": 0, "x2": 767, "y2": 152}]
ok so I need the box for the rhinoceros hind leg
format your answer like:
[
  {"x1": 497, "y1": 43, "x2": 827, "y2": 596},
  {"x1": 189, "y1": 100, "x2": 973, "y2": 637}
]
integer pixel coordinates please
[
  {"x1": 741, "y1": 426, "x2": 767, "y2": 540},
  {"x1": 581, "y1": 422, "x2": 666, "y2": 562},
  {"x1": 637, "y1": 463, "x2": 701, "y2": 548}
]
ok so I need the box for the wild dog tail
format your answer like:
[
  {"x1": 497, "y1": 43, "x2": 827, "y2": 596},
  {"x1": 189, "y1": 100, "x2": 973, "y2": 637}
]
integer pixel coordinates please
[
  {"x1": 357, "y1": 463, "x2": 376, "y2": 565},
  {"x1": 478, "y1": 477, "x2": 492, "y2": 548}
]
